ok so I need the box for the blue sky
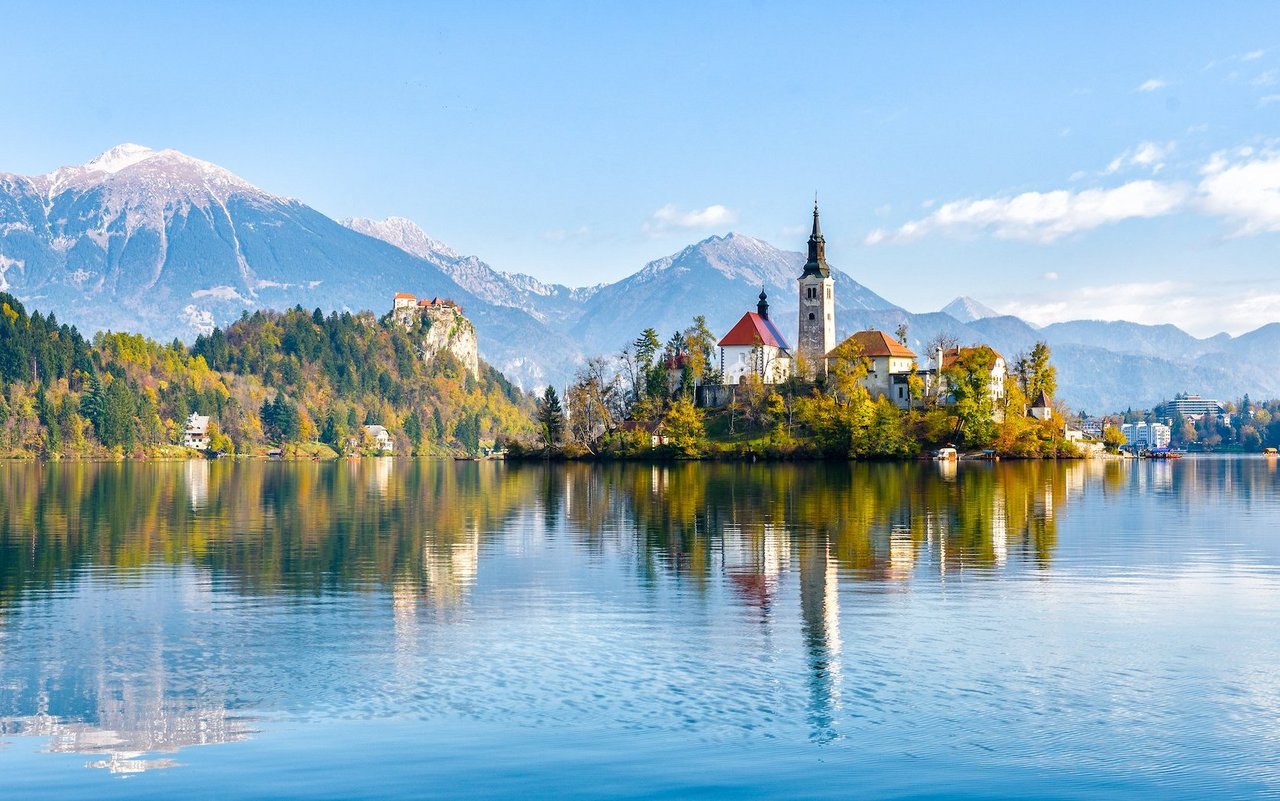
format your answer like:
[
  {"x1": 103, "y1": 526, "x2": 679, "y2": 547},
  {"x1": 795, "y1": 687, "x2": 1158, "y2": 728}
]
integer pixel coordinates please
[{"x1": 3, "y1": 1, "x2": 1279, "y2": 335}]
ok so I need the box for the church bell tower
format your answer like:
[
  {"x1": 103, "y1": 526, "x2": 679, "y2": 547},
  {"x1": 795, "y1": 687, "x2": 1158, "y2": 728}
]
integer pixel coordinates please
[{"x1": 797, "y1": 200, "x2": 836, "y2": 372}]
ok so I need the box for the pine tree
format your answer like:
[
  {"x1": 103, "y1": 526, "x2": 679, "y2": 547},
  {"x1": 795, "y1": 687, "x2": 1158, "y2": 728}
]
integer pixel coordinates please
[{"x1": 539, "y1": 385, "x2": 564, "y2": 447}]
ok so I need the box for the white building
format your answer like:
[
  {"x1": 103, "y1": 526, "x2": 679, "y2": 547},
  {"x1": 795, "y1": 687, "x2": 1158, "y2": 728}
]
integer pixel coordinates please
[
  {"x1": 362, "y1": 424, "x2": 395, "y2": 453},
  {"x1": 1163, "y1": 393, "x2": 1224, "y2": 421},
  {"x1": 829, "y1": 329, "x2": 918, "y2": 409},
  {"x1": 1121, "y1": 421, "x2": 1172, "y2": 450},
  {"x1": 183, "y1": 413, "x2": 210, "y2": 450},
  {"x1": 938, "y1": 346, "x2": 1007, "y2": 406},
  {"x1": 718, "y1": 291, "x2": 793, "y2": 385}
]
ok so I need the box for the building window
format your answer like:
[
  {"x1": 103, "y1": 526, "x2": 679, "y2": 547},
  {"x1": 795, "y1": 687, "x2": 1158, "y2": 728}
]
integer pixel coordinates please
[
  {"x1": 826, "y1": 287, "x2": 831, "y2": 299},
  {"x1": 808, "y1": 313, "x2": 815, "y2": 321}
]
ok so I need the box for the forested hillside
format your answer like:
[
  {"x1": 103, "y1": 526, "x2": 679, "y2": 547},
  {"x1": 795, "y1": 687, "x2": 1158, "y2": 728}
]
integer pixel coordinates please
[{"x1": 0, "y1": 293, "x2": 533, "y2": 458}]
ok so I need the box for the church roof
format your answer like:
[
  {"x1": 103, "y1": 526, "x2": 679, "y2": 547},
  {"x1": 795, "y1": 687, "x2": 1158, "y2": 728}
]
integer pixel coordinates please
[
  {"x1": 1031, "y1": 389, "x2": 1052, "y2": 408},
  {"x1": 839, "y1": 330, "x2": 916, "y2": 359},
  {"x1": 719, "y1": 312, "x2": 791, "y2": 351}
]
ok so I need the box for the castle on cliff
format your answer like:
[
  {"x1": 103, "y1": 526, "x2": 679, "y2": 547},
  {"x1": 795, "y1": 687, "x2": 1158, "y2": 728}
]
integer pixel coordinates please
[{"x1": 391, "y1": 293, "x2": 480, "y2": 379}]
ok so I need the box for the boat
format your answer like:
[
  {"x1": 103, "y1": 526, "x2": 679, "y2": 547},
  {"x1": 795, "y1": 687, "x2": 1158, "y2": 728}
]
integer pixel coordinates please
[
  {"x1": 1265, "y1": 447, "x2": 1279, "y2": 458},
  {"x1": 933, "y1": 447, "x2": 958, "y2": 461},
  {"x1": 1142, "y1": 447, "x2": 1182, "y2": 460}
]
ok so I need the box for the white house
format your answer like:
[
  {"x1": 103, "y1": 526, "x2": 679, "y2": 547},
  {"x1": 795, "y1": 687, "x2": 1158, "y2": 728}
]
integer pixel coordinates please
[
  {"x1": 183, "y1": 413, "x2": 211, "y2": 450},
  {"x1": 718, "y1": 291, "x2": 793, "y2": 385},
  {"x1": 830, "y1": 329, "x2": 918, "y2": 409},
  {"x1": 362, "y1": 424, "x2": 395, "y2": 453},
  {"x1": 938, "y1": 346, "x2": 1007, "y2": 406},
  {"x1": 1029, "y1": 390, "x2": 1054, "y2": 421}
]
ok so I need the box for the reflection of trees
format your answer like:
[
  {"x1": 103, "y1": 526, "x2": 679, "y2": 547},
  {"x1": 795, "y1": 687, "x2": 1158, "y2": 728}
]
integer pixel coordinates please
[
  {"x1": 537, "y1": 461, "x2": 1078, "y2": 590},
  {"x1": 0, "y1": 460, "x2": 541, "y2": 611}
]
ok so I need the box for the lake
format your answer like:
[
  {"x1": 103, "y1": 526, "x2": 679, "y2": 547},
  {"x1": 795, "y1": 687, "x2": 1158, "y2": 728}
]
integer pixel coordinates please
[{"x1": 0, "y1": 457, "x2": 1277, "y2": 799}]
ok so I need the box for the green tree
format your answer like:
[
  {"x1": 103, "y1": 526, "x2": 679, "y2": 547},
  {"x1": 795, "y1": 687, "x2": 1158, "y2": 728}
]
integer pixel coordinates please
[{"x1": 539, "y1": 385, "x2": 564, "y2": 447}]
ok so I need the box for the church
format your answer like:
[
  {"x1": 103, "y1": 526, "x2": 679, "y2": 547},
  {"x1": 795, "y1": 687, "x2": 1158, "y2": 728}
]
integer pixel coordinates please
[{"x1": 712, "y1": 202, "x2": 925, "y2": 410}]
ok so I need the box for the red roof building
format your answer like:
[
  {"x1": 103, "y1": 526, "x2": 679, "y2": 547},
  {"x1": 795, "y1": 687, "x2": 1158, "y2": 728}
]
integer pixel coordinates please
[
  {"x1": 839, "y1": 330, "x2": 916, "y2": 359},
  {"x1": 719, "y1": 312, "x2": 790, "y2": 350}
]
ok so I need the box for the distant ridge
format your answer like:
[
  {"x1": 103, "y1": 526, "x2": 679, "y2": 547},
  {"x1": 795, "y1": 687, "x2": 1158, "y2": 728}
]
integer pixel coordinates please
[{"x1": 4, "y1": 144, "x2": 1280, "y2": 407}]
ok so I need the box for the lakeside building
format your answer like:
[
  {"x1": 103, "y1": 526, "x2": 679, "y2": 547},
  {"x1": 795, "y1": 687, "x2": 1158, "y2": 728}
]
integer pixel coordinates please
[
  {"x1": 717, "y1": 291, "x2": 794, "y2": 384},
  {"x1": 183, "y1": 413, "x2": 210, "y2": 450},
  {"x1": 934, "y1": 346, "x2": 1008, "y2": 408},
  {"x1": 831, "y1": 329, "x2": 918, "y2": 409},
  {"x1": 1162, "y1": 393, "x2": 1225, "y2": 421},
  {"x1": 361, "y1": 424, "x2": 395, "y2": 453},
  {"x1": 1121, "y1": 421, "x2": 1172, "y2": 450}
]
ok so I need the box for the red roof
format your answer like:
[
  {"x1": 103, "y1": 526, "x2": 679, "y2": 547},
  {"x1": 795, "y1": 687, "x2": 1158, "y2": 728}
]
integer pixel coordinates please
[
  {"x1": 719, "y1": 312, "x2": 790, "y2": 350},
  {"x1": 394, "y1": 292, "x2": 416, "y2": 300},
  {"x1": 840, "y1": 330, "x2": 916, "y2": 358},
  {"x1": 940, "y1": 345, "x2": 1005, "y2": 370}
]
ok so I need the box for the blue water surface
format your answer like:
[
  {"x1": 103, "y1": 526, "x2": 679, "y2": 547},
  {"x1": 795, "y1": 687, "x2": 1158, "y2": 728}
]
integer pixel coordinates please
[{"x1": 0, "y1": 458, "x2": 1276, "y2": 799}]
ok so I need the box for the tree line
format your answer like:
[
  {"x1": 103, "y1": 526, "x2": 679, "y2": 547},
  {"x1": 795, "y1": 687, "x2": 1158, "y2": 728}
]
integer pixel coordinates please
[
  {"x1": 0, "y1": 293, "x2": 533, "y2": 458},
  {"x1": 522, "y1": 318, "x2": 1080, "y2": 459}
]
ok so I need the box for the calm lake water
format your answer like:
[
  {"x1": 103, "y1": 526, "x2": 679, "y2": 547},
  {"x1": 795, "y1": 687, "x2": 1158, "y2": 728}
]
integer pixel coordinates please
[{"x1": 0, "y1": 457, "x2": 1278, "y2": 799}]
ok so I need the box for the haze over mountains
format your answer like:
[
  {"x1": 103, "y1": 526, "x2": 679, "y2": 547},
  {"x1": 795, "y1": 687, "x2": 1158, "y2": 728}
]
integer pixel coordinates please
[{"x1": 1, "y1": 144, "x2": 1277, "y2": 410}]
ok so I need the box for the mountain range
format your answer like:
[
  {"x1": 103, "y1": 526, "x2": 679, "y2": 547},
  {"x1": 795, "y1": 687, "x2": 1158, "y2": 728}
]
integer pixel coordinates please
[{"x1": 2, "y1": 144, "x2": 1278, "y2": 411}]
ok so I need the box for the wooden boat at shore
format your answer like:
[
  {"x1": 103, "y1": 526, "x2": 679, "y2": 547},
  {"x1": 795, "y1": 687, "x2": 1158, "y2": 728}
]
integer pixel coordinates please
[
  {"x1": 1141, "y1": 447, "x2": 1182, "y2": 460},
  {"x1": 1264, "y1": 447, "x2": 1279, "y2": 458}
]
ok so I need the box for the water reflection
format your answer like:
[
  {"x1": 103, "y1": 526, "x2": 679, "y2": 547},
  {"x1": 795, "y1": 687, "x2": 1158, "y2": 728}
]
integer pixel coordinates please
[{"x1": 0, "y1": 457, "x2": 1278, "y2": 782}]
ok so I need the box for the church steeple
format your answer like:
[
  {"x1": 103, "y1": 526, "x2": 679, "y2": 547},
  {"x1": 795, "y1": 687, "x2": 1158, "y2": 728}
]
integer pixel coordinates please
[
  {"x1": 802, "y1": 199, "x2": 830, "y2": 278},
  {"x1": 757, "y1": 288, "x2": 770, "y2": 320}
]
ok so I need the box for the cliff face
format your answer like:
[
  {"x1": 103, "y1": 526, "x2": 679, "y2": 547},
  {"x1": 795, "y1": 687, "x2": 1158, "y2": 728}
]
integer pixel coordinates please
[{"x1": 406, "y1": 305, "x2": 480, "y2": 379}]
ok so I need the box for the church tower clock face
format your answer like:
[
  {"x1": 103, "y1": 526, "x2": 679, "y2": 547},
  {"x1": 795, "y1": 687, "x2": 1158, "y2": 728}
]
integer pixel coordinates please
[{"x1": 797, "y1": 200, "x2": 835, "y2": 373}]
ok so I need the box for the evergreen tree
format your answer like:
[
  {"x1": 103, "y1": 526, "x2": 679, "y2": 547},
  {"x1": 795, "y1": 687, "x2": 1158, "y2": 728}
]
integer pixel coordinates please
[{"x1": 539, "y1": 385, "x2": 564, "y2": 447}]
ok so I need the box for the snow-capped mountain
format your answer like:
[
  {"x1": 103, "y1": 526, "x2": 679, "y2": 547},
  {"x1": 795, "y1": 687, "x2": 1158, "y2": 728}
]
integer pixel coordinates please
[
  {"x1": 940, "y1": 295, "x2": 999, "y2": 323},
  {"x1": 5, "y1": 143, "x2": 1280, "y2": 408},
  {"x1": 0, "y1": 144, "x2": 578, "y2": 388}
]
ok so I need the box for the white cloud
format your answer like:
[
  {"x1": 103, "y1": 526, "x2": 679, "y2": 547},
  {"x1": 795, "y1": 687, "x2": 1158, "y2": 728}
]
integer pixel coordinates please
[
  {"x1": 1042, "y1": 272, "x2": 1059, "y2": 281},
  {"x1": 1136, "y1": 78, "x2": 1168, "y2": 92},
  {"x1": 643, "y1": 204, "x2": 737, "y2": 236},
  {"x1": 864, "y1": 180, "x2": 1189, "y2": 245},
  {"x1": 1252, "y1": 69, "x2": 1279, "y2": 87},
  {"x1": 1258, "y1": 94, "x2": 1280, "y2": 107},
  {"x1": 998, "y1": 282, "x2": 1280, "y2": 336},
  {"x1": 1104, "y1": 141, "x2": 1175, "y2": 174},
  {"x1": 1197, "y1": 149, "x2": 1280, "y2": 235}
]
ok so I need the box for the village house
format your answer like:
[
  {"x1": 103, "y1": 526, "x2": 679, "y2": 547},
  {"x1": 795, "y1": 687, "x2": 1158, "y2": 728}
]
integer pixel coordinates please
[
  {"x1": 362, "y1": 424, "x2": 395, "y2": 453},
  {"x1": 616, "y1": 419, "x2": 669, "y2": 447},
  {"x1": 830, "y1": 329, "x2": 919, "y2": 409},
  {"x1": 937, "y1": 345, "x2": 1007, "y2": 407},
  {"x1": 718, "y1": 290, "x2": 793, "y2": 385},
  {"x1": 183, "y1": 413, "x2": 211, "y2": 450},
  {"x1": 1028, "y1": 389, "x2": 1054, "y2": 421}
]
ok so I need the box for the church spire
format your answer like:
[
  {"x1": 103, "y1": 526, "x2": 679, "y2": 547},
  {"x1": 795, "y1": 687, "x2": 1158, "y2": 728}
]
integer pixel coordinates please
[
  {"x1": 801, "y1": 198, "x2": 830, "y2": 278},
  {"x1": 757, "y1": 287, "x2": 770, "y2": 320}
]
